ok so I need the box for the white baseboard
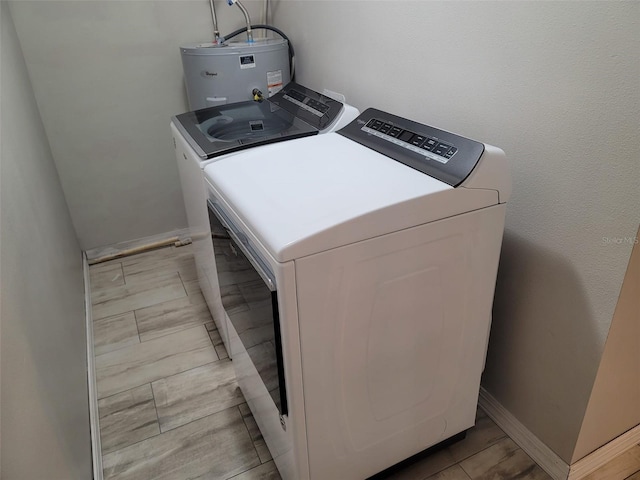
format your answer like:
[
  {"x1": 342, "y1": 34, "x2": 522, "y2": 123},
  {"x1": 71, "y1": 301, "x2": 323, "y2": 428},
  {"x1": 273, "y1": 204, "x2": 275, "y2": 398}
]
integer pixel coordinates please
[
  {"x1": 85, "y1": 228, "x2": 191, "y2": 264},
  {"x1": 479, "y1": 387, "x2": 640, "y2": 480},
  {"x1": 478, "y1": 387, "x2": 570, "y2": 480},
  {"x1": 84, "y1": 254, "x2": 103, "y2": 480},
  {"x1": 568, "y1": 423, "x2": 640, "y2": 479}
]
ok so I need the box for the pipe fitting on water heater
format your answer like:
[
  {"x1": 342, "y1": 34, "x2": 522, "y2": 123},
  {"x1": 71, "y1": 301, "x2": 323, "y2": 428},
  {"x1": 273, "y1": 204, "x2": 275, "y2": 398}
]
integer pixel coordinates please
[
  {"x1": 227, "y1": 0, "x2": 254, "y2": 43},
  {"x1": 209, "y1": 0, "x2": 221, "y2": 44}
]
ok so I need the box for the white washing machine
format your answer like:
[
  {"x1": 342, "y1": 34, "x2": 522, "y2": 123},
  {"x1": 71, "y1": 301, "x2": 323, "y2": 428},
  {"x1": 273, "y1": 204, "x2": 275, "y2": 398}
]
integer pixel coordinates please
[
  {"x1": 202, "y1": 108, "x2": 511, "y2": 479},
  {"x1": 171, "y1": 82, "x2": 359, "y2": 353}
]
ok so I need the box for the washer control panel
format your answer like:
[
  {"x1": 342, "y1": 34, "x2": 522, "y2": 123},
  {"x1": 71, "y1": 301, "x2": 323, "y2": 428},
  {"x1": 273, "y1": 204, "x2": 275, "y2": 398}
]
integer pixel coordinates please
[
  {"x1": 282, "y1": 89, "x2": 331, "y2": 117},
  {"x1": 338, "y1": 108, "x2": 485, "y2": 187},
  {"x1": 269, "y1": 81, "x2": 343, "y2": 131}
]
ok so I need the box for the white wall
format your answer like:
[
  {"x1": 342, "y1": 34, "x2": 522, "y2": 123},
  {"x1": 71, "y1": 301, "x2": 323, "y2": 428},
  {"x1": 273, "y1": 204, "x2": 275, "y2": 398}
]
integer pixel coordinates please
[
  {"x1": 9, "y1": 0, "x2": 267, "y2": 250},
  {"x1": 271, "y1": 0, "x2": 640, "y2": 463},
  {"x1": 1, "y1": 2, "x2": 92, "y2": 478}
]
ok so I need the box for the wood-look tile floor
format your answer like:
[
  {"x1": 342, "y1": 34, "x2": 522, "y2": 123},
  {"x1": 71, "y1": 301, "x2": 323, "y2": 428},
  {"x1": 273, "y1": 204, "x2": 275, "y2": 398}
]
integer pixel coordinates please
[{"x1": 90, "y1": 245, "x2": 640, "y2": 480}]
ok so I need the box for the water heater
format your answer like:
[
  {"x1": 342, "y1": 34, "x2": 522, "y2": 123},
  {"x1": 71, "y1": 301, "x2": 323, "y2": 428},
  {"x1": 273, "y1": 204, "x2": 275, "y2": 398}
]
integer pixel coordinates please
[{"x1": 181, "y1": 38, "x2": 290, "y2": 111}]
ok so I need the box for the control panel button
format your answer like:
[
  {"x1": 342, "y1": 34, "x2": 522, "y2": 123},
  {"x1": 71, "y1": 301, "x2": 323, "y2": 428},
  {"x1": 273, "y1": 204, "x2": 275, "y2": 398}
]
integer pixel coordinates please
[
  {"x1": 306, "y1": 99, "x2": 329, "y2": 114},
  {"x1": 410, "y1": 135, "x2": 426, "y2": 146},
  {"x1": 433, "y1": 143, "x2": 451, "y2": 156},
  {"x1": 287, "y1": 89, "x2": 306, "y2": 103},
  {"x1": 423, "y1": 138, "x2": 438, "y2": 151},
  {"x1": 444, "y1": 147, "x2": 457, "y2": 159},
  {"x1": 366, "y1": 119, "x2": 379, "y2": 130},
  {"x1": 379, "y1": 123, "x2": 393, "y2": 134},
  {"x1": 388, "y1": 126, "x2": 403, "y2": 138}
]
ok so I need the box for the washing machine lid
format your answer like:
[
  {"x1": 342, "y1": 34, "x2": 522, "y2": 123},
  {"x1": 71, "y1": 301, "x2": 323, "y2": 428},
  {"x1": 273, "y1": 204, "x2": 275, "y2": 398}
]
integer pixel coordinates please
[
  {"x1": 172, "y1": 99, "x2": 318, "y2": 159},
  {"x1": 204, "y1": 132, "x2": 501, "y2": 262},
  {"x1": 172, "y1": 82, "x2": 347, "y2": 159}
]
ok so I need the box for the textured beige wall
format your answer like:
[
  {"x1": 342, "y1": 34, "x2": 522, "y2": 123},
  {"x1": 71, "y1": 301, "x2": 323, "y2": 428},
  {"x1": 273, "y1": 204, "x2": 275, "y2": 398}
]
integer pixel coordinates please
[
  {"x1": 573, "y1": 227, "x2": 640, "y2": 462},
  {"x1": 1, "y1": 2, "x2": 91, "y2": 478},
  {"x1": 271, "y1": 0, "x2": 640, "y2": 463}
]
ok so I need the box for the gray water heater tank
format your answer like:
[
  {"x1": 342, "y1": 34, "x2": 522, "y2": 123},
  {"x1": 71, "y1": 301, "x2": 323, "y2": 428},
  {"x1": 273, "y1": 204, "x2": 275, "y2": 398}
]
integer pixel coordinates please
[{"x1": 181, "y1": 38, "x2": 290, "y2": 111}]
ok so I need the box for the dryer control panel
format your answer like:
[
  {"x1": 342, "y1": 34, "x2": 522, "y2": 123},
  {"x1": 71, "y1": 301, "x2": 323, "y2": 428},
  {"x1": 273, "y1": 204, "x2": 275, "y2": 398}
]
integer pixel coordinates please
[{"x1": 337, "y1": 108, "x2": 484, "y2": 186}]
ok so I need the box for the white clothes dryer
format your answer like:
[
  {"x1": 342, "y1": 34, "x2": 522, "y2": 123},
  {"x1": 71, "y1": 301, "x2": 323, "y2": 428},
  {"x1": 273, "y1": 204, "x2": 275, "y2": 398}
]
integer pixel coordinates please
[{"x1": 202, "y1": 107, "x2": 511, "y2": 479}]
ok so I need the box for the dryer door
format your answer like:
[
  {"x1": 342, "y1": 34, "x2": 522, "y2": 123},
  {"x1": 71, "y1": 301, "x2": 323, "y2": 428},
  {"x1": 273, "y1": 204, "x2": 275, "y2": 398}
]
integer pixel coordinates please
[{"x1": 207, "y1": 196, "x2": 288, "y2": 417}]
